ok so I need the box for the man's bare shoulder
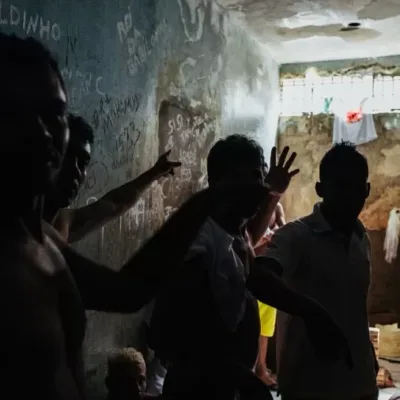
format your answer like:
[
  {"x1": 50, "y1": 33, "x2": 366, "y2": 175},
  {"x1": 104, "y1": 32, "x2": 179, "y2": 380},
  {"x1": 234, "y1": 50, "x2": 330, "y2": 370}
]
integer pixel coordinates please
[
  {"x1": 0, "y1": 232, "x2": 84, "y2": 399},
  {"x1": 0, "y1": 233, "x2": 66, "y2": 339},
  {"x1": 0, "y1": 233, "x2": 65, "y2": 278}
]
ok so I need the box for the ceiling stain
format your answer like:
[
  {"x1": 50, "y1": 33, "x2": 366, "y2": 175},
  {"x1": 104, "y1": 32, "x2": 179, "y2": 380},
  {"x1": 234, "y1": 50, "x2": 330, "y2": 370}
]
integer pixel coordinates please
[
  {"x1": 358, "y1": 0, "x2": 400, "y2": 21},
  {"x1": 217, "y1": 0, "x2": 400, "y2": 63},
  {"x1": 275, "y1": 24, "x2": 381, "y2": 42}
]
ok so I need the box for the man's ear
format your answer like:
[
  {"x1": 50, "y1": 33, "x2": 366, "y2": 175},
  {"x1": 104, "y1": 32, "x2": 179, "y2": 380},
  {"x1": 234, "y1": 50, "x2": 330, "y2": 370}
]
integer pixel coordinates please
[
  {"x1": 105, "y1": 376, "x2": 113, "y2": 391},
  {"x1": 315, "y1": 181, "x2": 323, "y2": 198}
]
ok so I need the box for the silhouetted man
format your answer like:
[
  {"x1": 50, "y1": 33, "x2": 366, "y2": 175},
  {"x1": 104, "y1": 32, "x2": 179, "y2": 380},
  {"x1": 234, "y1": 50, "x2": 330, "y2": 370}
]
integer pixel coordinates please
[
  {"x1": 44, "y1": 114, "x2": 180, "y2": 242},
  {"x1": 268, "y1": 142, "x2": 378, "y2": 400},
  {"x1": 150, "y1": 135, "x2": 351, "y2": 400}
]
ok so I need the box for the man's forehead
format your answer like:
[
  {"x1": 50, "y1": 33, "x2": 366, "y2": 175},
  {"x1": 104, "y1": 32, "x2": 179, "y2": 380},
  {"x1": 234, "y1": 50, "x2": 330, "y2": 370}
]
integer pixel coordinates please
[
  {"x1": 325, "y1": 173, "x2": 367, "y2": 185},
  {"x1": 235, "y1": 160, "x2": 264, "y2": 170}
]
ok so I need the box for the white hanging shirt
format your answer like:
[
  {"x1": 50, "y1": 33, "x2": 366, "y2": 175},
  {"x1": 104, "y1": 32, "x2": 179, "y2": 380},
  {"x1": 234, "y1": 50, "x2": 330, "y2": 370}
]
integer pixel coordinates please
[{"x1": 332, "y1": 97, "x2": 378, "y2": 145}]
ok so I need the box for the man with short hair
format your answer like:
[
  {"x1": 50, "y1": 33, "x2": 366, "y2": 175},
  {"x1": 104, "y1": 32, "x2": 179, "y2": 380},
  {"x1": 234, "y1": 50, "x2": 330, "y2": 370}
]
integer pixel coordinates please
[
  {"x1": 267, "y1": 141, "x2": 378, "y2": 400},
  {"x1": 106, "y1": 348, "x2": 161, "y2": 400},
  {"x1": 151, "y1": 135, "x2": 352, "y2": 400},
  {"x1": 44, "y1": 114, "x2": 180, "y2": 242}
]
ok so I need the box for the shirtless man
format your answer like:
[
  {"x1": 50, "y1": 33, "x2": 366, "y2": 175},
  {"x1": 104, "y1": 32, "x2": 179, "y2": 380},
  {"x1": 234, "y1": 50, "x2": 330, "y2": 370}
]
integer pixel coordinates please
[
  {"x1": 1, "y1": 34, "x2": 268, "y2": 400},
  {"x1": 44, "y1": 113, "x2": 180, "y2": 242}
]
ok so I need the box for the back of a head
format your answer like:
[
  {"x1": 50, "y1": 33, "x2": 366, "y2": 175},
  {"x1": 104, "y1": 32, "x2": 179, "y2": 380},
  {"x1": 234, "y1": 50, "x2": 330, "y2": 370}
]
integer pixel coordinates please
[
  {"x1": 207, "y1": 134, "x2": 266, "y2": 185},
  {"x1": 107, "y1": 348, "x2": 146, "y2": 378},
  {"x1": 319, "y1": 141, "x2": 369, "y2": 183},
  {"x1": 0, "y1": 33, "x2": 63, "y2": 109},
  {"x1": 68, "y1": 114, "x2": 94, "y2": 146}
]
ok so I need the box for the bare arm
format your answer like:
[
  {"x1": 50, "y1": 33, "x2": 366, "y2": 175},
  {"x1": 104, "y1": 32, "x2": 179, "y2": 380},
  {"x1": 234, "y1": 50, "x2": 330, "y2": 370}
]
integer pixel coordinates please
[
  {"x1": 247, "y1": 147, "x2": 298, "y2": 247},
  {"x1": 247, "y1": 193, "x2": 281, "y2": 247},
  {"x1": 47, "y1": 189, "x2": 212, "y2": 312},
  {"x1": 275, "y1": 202, "x2": 286, "y2": 227},
  {"x1": 67, "y1": 151, "x2": 180, "y2": 243},
  {"x1": 47, "y1": 183, "x2": 269, "y2": 313},
  {"x1": 248, "y1": 257, "x2": 353, "y2": 368},
  {"x1": 247, "y1": 257, "x2": 321, "y2": 317},
  {"x1": 67, "y1": 167, "x2": 160, "y2": 243}
]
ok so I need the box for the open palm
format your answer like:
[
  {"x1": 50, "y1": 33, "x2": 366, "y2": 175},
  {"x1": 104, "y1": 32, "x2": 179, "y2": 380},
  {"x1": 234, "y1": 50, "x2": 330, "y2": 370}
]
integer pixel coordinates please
[{"x1": 265, "y1": 146, "x2": 299, "y2": 194}]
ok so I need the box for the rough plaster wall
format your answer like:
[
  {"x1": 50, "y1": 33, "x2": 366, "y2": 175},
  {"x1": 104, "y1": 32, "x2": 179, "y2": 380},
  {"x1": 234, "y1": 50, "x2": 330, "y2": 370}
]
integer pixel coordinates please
[
  {"x1": 278, "y1": 113, "x2": 400, "y2": 323},
  {"x1": 280, "y1": 54, "x2": 400, "y2": 78},
  {"x1": 221, "y1": 19, "x2": 280, "y2": 156},
  {"x1": 0, "y1": 0, "x2": 277, "y2": 397},
  {"x1": 80, "y1": 4, "x2": 278, "y2": 397}
]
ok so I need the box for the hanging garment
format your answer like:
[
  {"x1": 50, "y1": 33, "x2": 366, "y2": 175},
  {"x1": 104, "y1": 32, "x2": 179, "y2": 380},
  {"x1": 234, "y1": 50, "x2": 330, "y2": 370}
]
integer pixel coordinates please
[
  {"x1": 384, "y1": 208, "x2": 400, "y2": 264},
  {"x1": 332, "y1": 97, "x2": 378, "y2": 145}
]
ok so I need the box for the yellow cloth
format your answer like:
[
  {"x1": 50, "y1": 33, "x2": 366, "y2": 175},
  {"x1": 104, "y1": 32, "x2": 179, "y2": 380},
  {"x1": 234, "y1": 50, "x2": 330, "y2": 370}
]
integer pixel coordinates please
[{"x1": 258, "y1": 301, "x2": 277, "y2": 337}]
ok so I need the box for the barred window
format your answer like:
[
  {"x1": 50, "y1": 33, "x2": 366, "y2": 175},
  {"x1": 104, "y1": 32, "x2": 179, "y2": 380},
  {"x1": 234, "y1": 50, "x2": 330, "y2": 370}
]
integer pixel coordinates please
[{"x1": 280, "y1": 74, "x2": 400, "y2": 116}]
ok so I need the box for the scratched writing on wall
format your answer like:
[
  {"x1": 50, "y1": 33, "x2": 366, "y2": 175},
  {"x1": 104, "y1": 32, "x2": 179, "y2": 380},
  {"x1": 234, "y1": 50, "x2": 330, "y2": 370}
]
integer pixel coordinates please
[
  {"x1": 159, "y1": 103, "x2": 216, "y2": 209},
  {"x1": 117, "y1": 7, "x2": 167, "y2": 76},
  {"x1": 177, "y1": 0, "x2": 223, "y2": 42},
  {"x1": 0, "y1": 3, "x2": 61, "y2": 41},
  {"x1": 111, "y1": 120, "x2": 142, "y2": 171},
  {"x1": 91, "y1": 94, "x2": 141, "y2": 135},
  {"x1": 61, "y1": 67, "x2": 105, "y2": 112}
]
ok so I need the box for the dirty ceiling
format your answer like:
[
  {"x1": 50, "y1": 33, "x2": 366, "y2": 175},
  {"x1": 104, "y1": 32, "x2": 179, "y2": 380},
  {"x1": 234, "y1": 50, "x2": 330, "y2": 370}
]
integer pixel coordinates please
[{"x1": 217, "y1": 0, "x2": 400, "y2": 63}]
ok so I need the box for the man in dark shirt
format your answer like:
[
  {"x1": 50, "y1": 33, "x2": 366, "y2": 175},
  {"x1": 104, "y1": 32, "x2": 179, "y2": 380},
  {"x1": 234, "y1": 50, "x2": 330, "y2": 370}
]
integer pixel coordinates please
[{"x1": 151, "y1": 135, "x2": 352, "y2": 400}]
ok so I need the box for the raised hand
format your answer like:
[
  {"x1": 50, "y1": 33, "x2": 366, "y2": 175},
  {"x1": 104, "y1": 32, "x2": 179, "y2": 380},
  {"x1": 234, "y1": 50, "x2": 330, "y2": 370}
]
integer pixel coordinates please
[
  {"x1": 265, "y1": 146, "x2": 299, "y2": 194},
  {"x1": 153, "y1": 150, "x2": 181, "y2": 177}
]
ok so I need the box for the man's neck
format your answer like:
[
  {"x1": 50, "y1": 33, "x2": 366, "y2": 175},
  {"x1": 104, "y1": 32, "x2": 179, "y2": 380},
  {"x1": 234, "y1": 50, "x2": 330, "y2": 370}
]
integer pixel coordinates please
[
  {"x1": 2, "y1": 195, "x2": 45, "y2": 243},
  {"x1": 42, "y1": 193, "x2": 62, "y2": 224},
  {"x1": 320, "y1": 203, "x2": 356, "y2": 237},
  {"x1": 211, "y1": 213, "x2": 247, "y2": 236}
]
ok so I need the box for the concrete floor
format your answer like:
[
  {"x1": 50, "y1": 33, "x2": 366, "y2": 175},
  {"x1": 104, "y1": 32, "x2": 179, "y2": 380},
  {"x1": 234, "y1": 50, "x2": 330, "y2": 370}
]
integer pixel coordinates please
[
  {"x1": 269, "y1": 359, "x2": 400, "y2": 399},
  {"x1": 270, "y1": 389, "x2": 399, "y2": 399}
]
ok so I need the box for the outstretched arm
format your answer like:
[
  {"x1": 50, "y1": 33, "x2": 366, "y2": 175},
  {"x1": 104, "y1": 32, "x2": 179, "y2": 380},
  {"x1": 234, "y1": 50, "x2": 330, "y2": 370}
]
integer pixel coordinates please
[
  {"x1": 249, "y1": 224, "x2": 353, "y2": 368},
  {"x1": 48, "y1": 183, "x2": 269, "y2": 313},
  {"x1": 247, "y1": 257, "x2": 352, "y2": 368},
  {"x1": 247, "y1": 257, "x2": 321, "y2": 317},
  {"x1": 48, "y1": 188, "x2": 212, "y2": 312},
  {"x1": 65, "y1": 151, "x2": 181, "y2": 243}
]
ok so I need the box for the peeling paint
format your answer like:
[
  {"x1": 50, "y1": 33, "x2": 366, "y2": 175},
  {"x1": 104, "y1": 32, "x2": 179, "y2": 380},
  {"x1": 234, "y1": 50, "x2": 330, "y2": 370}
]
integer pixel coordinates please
[{"x1": 218, "y1": 0, "x2": 400, "y2": 63}]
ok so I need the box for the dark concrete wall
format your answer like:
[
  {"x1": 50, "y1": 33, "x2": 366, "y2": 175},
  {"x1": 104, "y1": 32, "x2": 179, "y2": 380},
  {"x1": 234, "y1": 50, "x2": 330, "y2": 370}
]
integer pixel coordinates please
[{"x1": 1, "y1": 1, "x2": 279, "y2": 397}]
